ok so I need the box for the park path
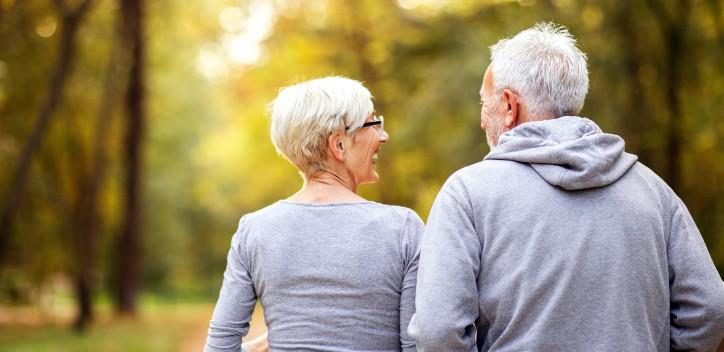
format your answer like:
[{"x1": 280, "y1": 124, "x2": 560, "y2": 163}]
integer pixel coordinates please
[
  {"x1": 179, "y1": 303, "x2": 724, "y2": 352},
  {"x1": 182, "y1": 304, "x2": 266, "y2": 352}
]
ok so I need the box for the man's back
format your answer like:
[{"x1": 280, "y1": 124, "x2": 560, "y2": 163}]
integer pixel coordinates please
[
  {"x1": 410, "y1": 117, "x2": 724, "y2": 351},
  {"x1": 466, "y1": 159, "x2": 671, "y2": 350}
]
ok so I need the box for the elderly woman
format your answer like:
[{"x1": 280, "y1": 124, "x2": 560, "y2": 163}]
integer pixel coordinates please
[{"x1": 204, "y1": 77, "x2": 423, "y2": 352}]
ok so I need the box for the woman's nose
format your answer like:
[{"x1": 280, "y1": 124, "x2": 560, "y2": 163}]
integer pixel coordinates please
[{"x1": 380, "y1": 129, "x2": 389, "y2": 142}]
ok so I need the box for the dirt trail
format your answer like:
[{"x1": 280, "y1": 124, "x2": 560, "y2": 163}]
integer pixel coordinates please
[
  {"x1": 180, "y1": 304, "x2": 724, "y2": 352},
  {"x1": 182, "y1": 305, "x2": 266, "y2": 352}
]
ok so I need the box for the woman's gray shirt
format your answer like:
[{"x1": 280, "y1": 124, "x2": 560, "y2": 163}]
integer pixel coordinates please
[{"x1": 205, "y1": 201, "x2": 424, "y2": 352}]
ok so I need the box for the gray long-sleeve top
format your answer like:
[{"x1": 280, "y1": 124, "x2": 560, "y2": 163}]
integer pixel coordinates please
[
  {"x1": 205, "y1": 201, "x2": 424, "y2": 352},
  {"x1": 409, "y1": 116, "x2": 724, "y2": 351}
]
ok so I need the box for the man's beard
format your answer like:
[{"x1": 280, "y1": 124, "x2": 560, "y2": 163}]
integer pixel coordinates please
[{"x1": 485, "y1": 116, "x2": 505, "y2": 150}]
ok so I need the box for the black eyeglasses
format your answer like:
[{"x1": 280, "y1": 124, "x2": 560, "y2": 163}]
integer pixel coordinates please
[{"x1": 345, "y1": 115, "x2": 384, "y2": 131}]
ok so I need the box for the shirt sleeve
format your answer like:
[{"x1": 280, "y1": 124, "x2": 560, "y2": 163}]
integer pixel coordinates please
[
  {"x1": 408, "y1": 174, "x2": 481, "y2": 352},
  {"x1": 400, "y1": 210, "x2": 424, "y2": 352},
  {"x1": 668, "y1": 198, "x2": 724, "y2": 352},
  {"x1": 205, "y1": 216, "x2": 258, "y2": 352}
]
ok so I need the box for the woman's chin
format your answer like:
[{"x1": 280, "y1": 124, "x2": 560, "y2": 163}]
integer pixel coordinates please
[{"x1": 358, "y1": 172, "x2": 380, "y2": 185}]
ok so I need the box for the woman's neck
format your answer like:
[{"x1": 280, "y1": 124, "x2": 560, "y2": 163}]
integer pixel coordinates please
[{"x1": 287, "y1": 171, "x2": 366, "y2": 204}]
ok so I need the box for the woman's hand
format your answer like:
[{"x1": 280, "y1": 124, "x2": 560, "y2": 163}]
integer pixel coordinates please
[{"x1": 241, "y1": 332, "x2": 269, "y2": 352}]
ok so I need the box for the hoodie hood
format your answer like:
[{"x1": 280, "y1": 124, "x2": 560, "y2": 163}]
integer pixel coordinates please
[{"x1": 485, "y1": 116, "x2": 638, "y2": 190}]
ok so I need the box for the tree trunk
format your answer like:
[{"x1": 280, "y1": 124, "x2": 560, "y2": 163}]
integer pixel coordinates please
[
  {"x1": 115, "y1": 0, "x2": 146, "y2": 315},
  {"x1": 0, "y1": 0, "x2": 93, "y2": 266},
  {"x1": 72, "y1": 13, "x2": 124, "y2": 331},
  {"x1": 645, "y1": 0, "x2": 690, "y2": 193},
  {"x1": 663, "y1": 25, "x2": 683, "y2": 193},
  {"x1": 662, "y1": 0, "x2": 690, "y2": 194},
  {"x1": 613, "y1": 1, "x2": 651, "y2": 165}
]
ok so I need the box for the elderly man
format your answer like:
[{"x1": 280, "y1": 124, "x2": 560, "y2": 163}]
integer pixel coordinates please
[{"x1": 409, "y1": 23, "x2": 724, "y2": 351}]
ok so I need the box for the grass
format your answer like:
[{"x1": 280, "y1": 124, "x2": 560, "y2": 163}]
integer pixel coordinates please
[{"x1": 0, "y1": 301, "x2": 215, "y2": 352}]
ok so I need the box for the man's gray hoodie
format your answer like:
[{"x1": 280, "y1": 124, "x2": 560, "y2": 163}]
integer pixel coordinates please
[{"x1": 409, "y1": 116, "x2": 724, "y2": 351}]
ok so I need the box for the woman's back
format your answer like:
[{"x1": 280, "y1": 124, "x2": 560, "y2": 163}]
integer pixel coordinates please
[{"x1": 206, "y1": 201, "x2": 423, "y2": 352}]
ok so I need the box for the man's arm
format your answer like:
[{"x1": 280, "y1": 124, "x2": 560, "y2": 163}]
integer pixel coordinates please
[
  {"x1": 668, "y1": 199, "x2": 724, "y2": 351},
  {"x1": 400, "y1": 210, "x2": 424, "y2": 352},
  {"x1": 205, "y1": 217, "x2": 258, "y2": 352},
  {"x1": 408, "y1": 175, "x2": 481, "y2": 351}
]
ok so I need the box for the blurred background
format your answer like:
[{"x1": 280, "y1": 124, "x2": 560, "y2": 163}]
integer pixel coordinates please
[{"x1": 1, "y1": 0, "x2": 722, "y2": 351}]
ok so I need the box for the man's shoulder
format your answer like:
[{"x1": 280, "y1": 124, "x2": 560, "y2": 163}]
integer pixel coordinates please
[
  {"x1": 616, "y1": 161, "x2": 682, "y2": 210},
  {"x1": 447, "y1": 158, "x2": 532, "y2": 185},
  {"x1": 627, "y1": 162, "x2": 672, "y2": 189},
  {"x1": 433, "y1": 159, "x2": 533, "y2": 206}
]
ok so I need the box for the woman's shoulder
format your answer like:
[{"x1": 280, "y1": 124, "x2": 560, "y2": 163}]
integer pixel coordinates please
[
  {"x1": 364, "y1": 202, "x2": 424, "y2": 225},
  {"x1": 230, "y1": 202, "x2": 286, "y2": 229},
  {"x1": 237, "y1": 201, "x2": 423, "y2": 229},
  {"x1": 367, "y1": 203, "x2": 424, "y2": 249}
]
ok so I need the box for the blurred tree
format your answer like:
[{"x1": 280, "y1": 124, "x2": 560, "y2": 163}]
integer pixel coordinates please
[
  {"x1": 115, "y1": 0, "x2": 145, "y2": 315},
  {"x1": 645, "y1": 0, "x2": 690, "y2": 193},
  {"x1": 71, "y1": 6, "x2": 125, "y2": 331},
  {"x1": 0, "y1": 0, "x2": 94, "y2": 265}
]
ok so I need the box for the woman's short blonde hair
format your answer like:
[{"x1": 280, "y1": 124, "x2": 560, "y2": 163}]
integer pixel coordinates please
[{"x1": 270, "y1": 76, "x2": 373, "y2": 177}]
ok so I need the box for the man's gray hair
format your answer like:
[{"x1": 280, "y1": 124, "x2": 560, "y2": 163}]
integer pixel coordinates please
[
  {"x1": 490, "y1": 22, "x2": 589, "y2": 119},
  {"x1": 270, "y1": 76, "x2": 373, "y2": 177}
]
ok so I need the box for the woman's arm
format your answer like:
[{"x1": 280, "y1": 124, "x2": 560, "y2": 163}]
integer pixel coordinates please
[
  {"x1": 241, "y1": 332, "x2": 269, "y2": 352},
  {"x1": 205, "y1": 217, "x2": 259, "y2": 352},
  {"x1": 400, "y1": 210, "x2": 425, "y2": 352}
]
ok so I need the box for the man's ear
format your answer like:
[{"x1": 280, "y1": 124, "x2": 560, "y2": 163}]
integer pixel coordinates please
[
  {"x1": 328, "y1": 132, "x2": 345, "y2": 161},
  {"x1": 502, "y1": 88, "x2": 519, "y2": 130}
]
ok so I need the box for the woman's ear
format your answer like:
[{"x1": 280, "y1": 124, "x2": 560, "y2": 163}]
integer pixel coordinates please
[{"x1": 328, "y1": 132, "x2": 345, "y2": 161}]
